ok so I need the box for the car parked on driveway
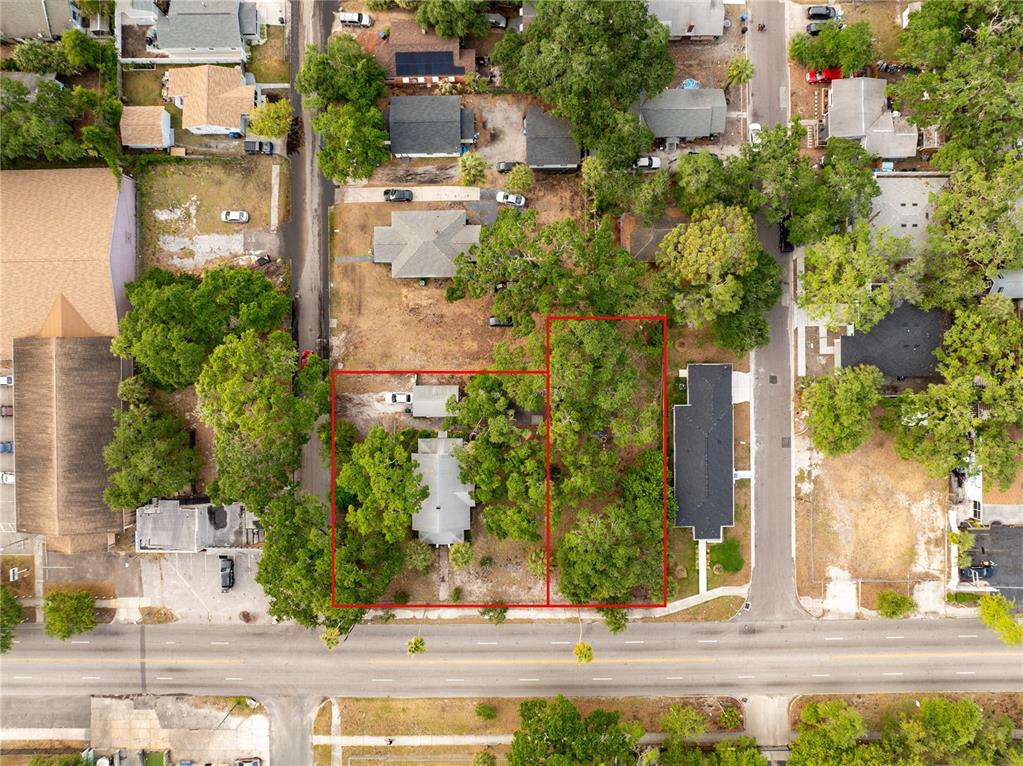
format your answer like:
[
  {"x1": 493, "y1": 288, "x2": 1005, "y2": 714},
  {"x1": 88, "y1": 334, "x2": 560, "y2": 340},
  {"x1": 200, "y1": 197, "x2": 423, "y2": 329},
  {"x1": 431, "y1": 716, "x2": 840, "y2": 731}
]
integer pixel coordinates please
[
  {"x1": 748, "y1": 122, "x2": 762, "y2": 145},
  {"x1": 0, "y1": 375, "x2": 12, "y2": 385},
  {"x1": 806, "y1": 22, "x2": 825, "y2": 35},
  {"x1": 488, "y1": 316, "x2": 513, "y2": 327},
  {"x1": 496, "y1": 191, "x2": 526, "y2": 207},
  {"x1": 244, "y1": 140, "x2": 273, "y2": 155},
  {"x1": 221, "y1": 210, "x2": 249, "y2": 223},
  {"x1": 0, "y1": 405, "x2": 12, "y2": 417},
  {"x1": 389, "y1": 392, "x2": 412, "y2": 404},
  {"x1": 383, "y1": 188, "x2": 414, "y2": 202},
  {"x1": 1, "y1": 472, "x2": 14, "y2": 485},
  {"x1": 219, "y1": 555, "x2": 235, "y2": 593},
  {"x1": 806, "y1": 68, "x2": 843, "y2": 83},
  {"x1": 338, "y1": 11, "x2": 372, "y2": 26},
  {"x1": 496, "y1": 161, "x2": 523, "y2": 173},
  {"x1": 0, "y1": 442, "x2": 13, "y2": 453},
  {"x1": 807, "y1": 5, "x2": 837, "y2": 20},
  {"x1": 634, "y1": 156, "x2": 661, "y2": 170},
  {"x1": 485, "y1": 12, "x2": 507, "y2": 28}
]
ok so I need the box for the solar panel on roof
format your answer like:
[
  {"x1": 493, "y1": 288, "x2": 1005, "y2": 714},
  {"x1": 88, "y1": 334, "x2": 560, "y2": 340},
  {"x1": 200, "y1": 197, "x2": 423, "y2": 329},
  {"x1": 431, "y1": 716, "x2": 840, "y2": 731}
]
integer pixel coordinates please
[{"x1": 395, "y1": 51, "x2": 465, "y2": 77}]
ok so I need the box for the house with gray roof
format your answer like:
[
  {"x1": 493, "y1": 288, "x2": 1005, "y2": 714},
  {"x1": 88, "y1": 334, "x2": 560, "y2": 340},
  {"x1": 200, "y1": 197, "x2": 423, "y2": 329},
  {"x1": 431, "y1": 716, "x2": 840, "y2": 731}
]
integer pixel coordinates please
[
  {"x1": 1, "y1": 0, "x2": 80, "y2": 42},
  {"x1": 673, "y1": 364, "x2": 734, "y2": 542},
  {"x1": 648, "y1": 0, "x2": 725, "y2": 40},
  {"x1": 525, "y1": 106, "x2": 580, "y2": 170},
  {"x1": 116, "y1": 0, "x2": 259, "y2": 64},
  {"x1": 412, "y1": 385, "x2": 460, "y2": 418},
  {"x1": 636, "y1": 88, "x2": 726, "y2": 146},
  {"x1": 822, "y1": 77, "x2": 918, "y2": 159},
  {"x1": 372, "y1": 210, "x2": 481, "y2": 279},
  {"x1": 135, "y1": 499, "x2": 250, "y2": 553},
  {"x1": 412, "y1": 433, "x2": 475, "y2": 546},
  {"x1": 868, "y1": 173, "x2": 948, "y2": 251},
  {"x1": 386, "y1": 95, "x2": 475, "y2": 157}
]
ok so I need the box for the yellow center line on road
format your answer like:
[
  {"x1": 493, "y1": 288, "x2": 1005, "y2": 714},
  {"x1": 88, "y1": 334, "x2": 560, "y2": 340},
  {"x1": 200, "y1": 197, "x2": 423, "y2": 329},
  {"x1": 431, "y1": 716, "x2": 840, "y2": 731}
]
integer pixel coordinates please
[
  {"x1": 2, "y1": 657, "x2": 243, "y2": 665},
  {"x1": 367, "y1": 656, "x2": 718, "y2": 666},
  {"x1": 830, "y1": 651, "x2": 1022, "y2": 661}
]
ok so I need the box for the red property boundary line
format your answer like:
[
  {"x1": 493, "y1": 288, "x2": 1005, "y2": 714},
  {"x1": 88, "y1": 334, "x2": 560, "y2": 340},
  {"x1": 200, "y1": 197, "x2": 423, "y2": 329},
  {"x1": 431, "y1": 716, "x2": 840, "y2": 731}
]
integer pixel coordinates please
[{"x1": 330, "y1": 315, "x2": 668, "y2": 609}]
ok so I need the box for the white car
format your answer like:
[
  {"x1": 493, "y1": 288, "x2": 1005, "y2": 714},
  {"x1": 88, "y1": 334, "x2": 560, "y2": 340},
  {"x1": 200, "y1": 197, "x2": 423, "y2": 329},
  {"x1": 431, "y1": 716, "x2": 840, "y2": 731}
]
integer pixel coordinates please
[
  {"x1": 496, "y1": 191, "x2": 526, "y2": 207},
  {"x1": 389, "y1": 392, "x2": 412, "y2": 404},
  {"x1": 634, "y1": 156, "x2": 661, "y2": 170},
  {"x1": 221, "y1": 210, "x2": 250, "y2": 223},
  {"x1": 338, "y1": 11, "x2": 372, "y2": 27},
  {"x1": 1, "y1": 472, "x2": 14, "y2": 485},
  {"x1": 0, "y1": 375, "x2": 12, "y2": 385},
  {"x1": 748, "y1": 122, "x2": 762, "y2": 145}
]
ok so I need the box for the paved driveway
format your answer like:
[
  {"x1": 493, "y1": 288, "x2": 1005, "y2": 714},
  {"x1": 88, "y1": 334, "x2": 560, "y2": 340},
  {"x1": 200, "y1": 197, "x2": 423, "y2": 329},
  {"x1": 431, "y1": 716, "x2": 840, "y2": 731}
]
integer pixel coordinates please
[
  {"x1": 337, "y1": 185, "x2": 482, "y2": 203},
  {"x1": 141, "y1": 550, "x2": 271, "y2": 624}
]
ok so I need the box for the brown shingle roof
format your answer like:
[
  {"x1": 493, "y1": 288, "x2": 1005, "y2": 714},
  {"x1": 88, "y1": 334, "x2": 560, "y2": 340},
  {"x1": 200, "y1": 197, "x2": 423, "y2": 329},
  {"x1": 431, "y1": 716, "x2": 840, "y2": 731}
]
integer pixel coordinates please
[
  {"x1": 13, "y1": 336, "x2": 124, "y2": 551},
  {"x1": 165, "y1": 64, "x2": 254, "y2": 130},
  {"x1": 120, "y1": 105, "x2": 170, "y2": 146},
  {"x1": 373, "y1": 20, "x2": 475, "y2": 79},
  {"x1": 0, "y1": 169, "x2": 122, "y2": 361}
]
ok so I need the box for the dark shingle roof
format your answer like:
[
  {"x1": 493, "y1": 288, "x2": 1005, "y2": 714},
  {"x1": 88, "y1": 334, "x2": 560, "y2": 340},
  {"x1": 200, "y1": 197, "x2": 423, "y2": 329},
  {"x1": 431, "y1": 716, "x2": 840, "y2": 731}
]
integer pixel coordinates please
[
  {"x1": 637, "y1": 89, "x2": 727, "y2": 139},
  {"x1": 840, "y1": 303, "x2": 947, "y2": 379},
  {"x1": 388, "y1": 95, "x2": 465, "y2": 156},
  {"x1": 525, "y1": 106, "x2": 580, "y2": 169},
  {"x1": 673, "y1": 364, "x2": 733, "y2": 541}
]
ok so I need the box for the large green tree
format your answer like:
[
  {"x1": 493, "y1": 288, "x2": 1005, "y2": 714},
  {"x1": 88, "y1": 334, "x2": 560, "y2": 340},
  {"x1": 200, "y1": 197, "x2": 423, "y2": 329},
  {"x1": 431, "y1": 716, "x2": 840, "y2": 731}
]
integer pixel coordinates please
[
  {"x1": 508, "y1": 696, "x2": 643, "y2": 766},
  {"x1": 415, "y1": 0, "x2": 490, "y2": 39},
  {"x1": 921, "y1": 157, "x2": 1023, "y2": 309},
  {"x1": 798, "y1": 221, "x2": 913, "y2": 332},
  {"x1": 802, "y1": 365, "x2": 883, "y2": 456},
  {"x1": 711, "y1": 249, "x2": 783, "y2": 355},
  {"x1": 197, "y1": 330, "x2": 317, "y2": 511},
  {"x1": 112, "y1": 267, "x2": 290, "y2": 391},
  {"x1": 492, "y1": 0, "x2": 673, "y2": 150},
  {"x1": 788, "y1": 21, "x2": 874, "y2": 73},
  {"x1": 103, "y1": 403, "x2": 200, "y2": 510},
  {"x1": 0, "y1": 77, "x2": 83, "y2": 164},
  {"x1": 296, "y1": 36, "x2": 386, "y2": 109},
  {"x1": 977, "y1": 592, "x2": 1023, "y2": 646},
  {"x1": 656, "y1": 204, "x2": 762, "y2": 326},
  {"x1": 336, "y1": 426, "x2": 428, "y2": 543},
  {"x1": 42, "y1": 591, "x2": 96, "y2": 641},
  {"x1": 672, "y1": 150, "x2": 757, "y2": 216},
  {"x1": 891, "y1": 1, "x2": 1023, "y2": 169},
  {"x1": 789, "y1": 700, "x2": 868, "y2": 766},
  {"x1": 742, "y1": 120, "x2": 817, "y2": 229},
  {"x1": 1, "y1": 585, "x2": 22, "y2": 654},
  {"x1": 10, "y1": 40, "x2": 77, "y2": 74},
  {"x1": 312, "y1": 102, "x2": 389, "y2": 184}
]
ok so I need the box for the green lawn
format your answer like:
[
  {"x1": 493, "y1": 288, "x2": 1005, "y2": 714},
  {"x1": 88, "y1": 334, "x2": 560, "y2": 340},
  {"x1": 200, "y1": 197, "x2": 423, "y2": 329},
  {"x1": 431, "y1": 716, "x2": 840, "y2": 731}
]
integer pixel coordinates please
[
  {"x1": 248, "y1": 26, "x2": 289, "y2": 83},
  {"x1": 121, "y1": 66, "x2": 182, "y2": 131}
]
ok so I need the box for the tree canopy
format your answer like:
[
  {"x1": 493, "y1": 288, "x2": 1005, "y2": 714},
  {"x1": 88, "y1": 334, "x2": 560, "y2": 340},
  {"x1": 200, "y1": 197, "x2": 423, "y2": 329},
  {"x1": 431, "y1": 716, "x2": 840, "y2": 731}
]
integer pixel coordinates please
[
  {"x1": 803, "y1": 365, "x2": 882, "y2": 457},
  {"x1": 788, "y1": 20, "x2": 874, "y2": 74},
  {"x1": 248, "y1": 99, "x2": 293, "y2": 138},
  {"x1": 492, "y1": 0, "x2": 673, "y2": 154},
  {"x1": 112, "y1": 267, "x2": 290, "y2": 391},
  {"x1": 42, "y1": 591, "x2": 96, "y2": 640},
  {"x1": 296, "y1": 36, "x2": 386, "y2": 109},
  {"x1": 415, "y1": 0, "x2": 490, "y2": 39},
  {"x1": 508, "y1": 696, "x2": 643, "y2": 766},
  {"x1": 0, "y1": 77, "x2": 83, "y2": 164},
  {"x1": 312, "y1": 102, "x2": 390, "y2": 184},
  {"x1": 1, "y1": 586, "x2": 21, "y2": 654}
]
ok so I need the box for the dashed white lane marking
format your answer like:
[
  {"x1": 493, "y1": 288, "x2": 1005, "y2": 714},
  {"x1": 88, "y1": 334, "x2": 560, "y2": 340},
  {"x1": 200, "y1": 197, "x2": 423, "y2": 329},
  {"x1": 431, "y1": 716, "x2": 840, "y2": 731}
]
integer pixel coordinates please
[
  {"x1": 446, "y1": 678, "x2": 465, "y2": 682},
  {"x1": 737, "y1": 675, "x2": 755, "y2": 679},
  {"x1": 371, "y1": 679, "x2": 393, "y2": 683},
  {"x1": 956, "y1": 671, "x2": 977, "y2": 675},
  {"x1": 224, "y1": 677, "x2": 243, "y2": 681},
  {"x1": 70, "y1": 640, "x2": 90, "y2": 644},
  {"x1": 477, "y1": 641, "x2": 498, "y2": 645},
  {"x1": 885, "y1": 636, "x2": 904, "y2": 640},
  {"x1": 519, "y1": 678, "x2": 540, "y2": 682},
  {"x1": 697, "y1": 639, "x2": 718, "y2": 644},
  {"x1": 883, "y1": 672, "x2": 904, "y2": 676},
  {"x1": 958, "y1": 634, "x2": 978, "y2": 639},
  {"x1": 12, "y1": 675, "x2": 32, "y2": 680},
  {"x1": 592, "y1": 677, "x2": 613, "y2": 681},
  {"x1": 550, "y1": 641, "x2": 571, "y2": 645},
  {"x1": 164, "y1": 641, "x2": 176, "y2": 645},
  {"x1": 811, "y1": 673, "x2": 830, "y2": 677},
  {"x1": 665, "y1": 676, "x2": 684, "y2": 680},
  {"x1": 81, "y1": 676, "x2": 101, "y2": 680},
  {"x1": 624, "y1": 640, "x2": 645, "y2": 644},
  {"x1": 824, "y1": 637, "x2": 844, "y2": 641},
  {"x1": 156, "y1": 676, "x2": 173, "y2": 680},
  {"x1": 211, "y1": 641, "x2": 230, "y2": 645}
]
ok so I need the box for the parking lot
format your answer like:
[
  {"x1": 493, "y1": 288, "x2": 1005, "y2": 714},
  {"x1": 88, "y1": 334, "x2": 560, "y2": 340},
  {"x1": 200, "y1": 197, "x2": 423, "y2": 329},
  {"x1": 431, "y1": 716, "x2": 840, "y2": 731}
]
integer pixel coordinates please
[
  {"x1": 0, "y1": 369, "x2": 15, "y2": 535},
  {"x1": 967, "y1": 526, "x2": 1023, "y2": 601},
  {"x1": 140, "y1": 549, "x2": 271, "y2": 625}
]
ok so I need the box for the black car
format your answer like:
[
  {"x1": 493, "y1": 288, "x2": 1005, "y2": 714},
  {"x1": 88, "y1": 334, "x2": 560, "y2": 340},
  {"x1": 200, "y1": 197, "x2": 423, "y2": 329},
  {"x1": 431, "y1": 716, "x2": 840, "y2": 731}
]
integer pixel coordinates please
[
  {"x1": 383, "y1": 188, "x2": 414, "y2": 202},
  {"x1": 778, "y1": 217, "x2": 794, "y2": 253},
  {"x1": 496, "y1": 161, "x2": 523, "y2": 173},
  {"x1": 960, "y1": 561, "x2": 996, "y2": 580},
  {"x1": 807, "y1": 5, "x2": 837, "y2": 20},
  {"x1": 244, "y1": 140, "x2": 273, "y2": 155},
  {"x1": 806, "y1": 22, "x2": 824, "y2": 35},
  {"x1": 219, "y1": 555, "x2": 235, "y2": 593},
  {"x1": 488, "y1": 316, "x2": 513, "y2": 327}
]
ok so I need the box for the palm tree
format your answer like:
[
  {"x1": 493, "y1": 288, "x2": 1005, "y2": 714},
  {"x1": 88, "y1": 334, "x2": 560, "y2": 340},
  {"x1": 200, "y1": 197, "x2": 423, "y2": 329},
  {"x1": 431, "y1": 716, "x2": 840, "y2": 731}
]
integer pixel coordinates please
[{"x1": 725, "y1": 55, "x2": 755, "y2": 89}]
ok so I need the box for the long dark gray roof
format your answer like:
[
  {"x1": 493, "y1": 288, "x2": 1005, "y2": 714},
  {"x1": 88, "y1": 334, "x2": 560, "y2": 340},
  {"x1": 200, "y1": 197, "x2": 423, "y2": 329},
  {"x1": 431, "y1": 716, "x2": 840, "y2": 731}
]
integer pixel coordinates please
[
  {"x1": 840, "y1": 303, "x2": 947, "y2": 379},
  {"x1": 673, "y1": 364, "x2": 734, "y2": 541},
  {"x1": 525, "y1": 106, "x2": 580, "y2": 168},
  {"x1": 387, "y1": 96, "x2": 471, "y2": 156},
  {"x1": 155, "y1": 0, "x2": 243, "y2": 52},
  {"x1": 637, "y1": 88, "x2": 727, "y2": 139}
]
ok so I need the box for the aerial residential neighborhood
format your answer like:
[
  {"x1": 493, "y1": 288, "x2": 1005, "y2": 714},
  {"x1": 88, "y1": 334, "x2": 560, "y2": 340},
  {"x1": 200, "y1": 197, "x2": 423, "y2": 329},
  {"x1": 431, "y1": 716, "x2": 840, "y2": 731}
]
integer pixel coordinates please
[{"x1": 0, "y1": 0, "x2": 1021, "y2": 765}]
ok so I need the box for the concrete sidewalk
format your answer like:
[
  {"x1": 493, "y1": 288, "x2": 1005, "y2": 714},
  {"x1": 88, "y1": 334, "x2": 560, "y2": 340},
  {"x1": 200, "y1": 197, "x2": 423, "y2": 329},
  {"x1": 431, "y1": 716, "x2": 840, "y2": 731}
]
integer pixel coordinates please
[{"x1": 336, "y1": 185, "x2": 482, "y2": 204}]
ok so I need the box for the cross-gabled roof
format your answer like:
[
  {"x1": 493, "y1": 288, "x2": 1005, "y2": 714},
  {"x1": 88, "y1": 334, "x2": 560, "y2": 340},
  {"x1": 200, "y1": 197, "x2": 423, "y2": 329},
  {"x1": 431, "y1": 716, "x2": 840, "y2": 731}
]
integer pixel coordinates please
[{"x1": 372, "y1": 211, "x2": 481, "y2": 278}]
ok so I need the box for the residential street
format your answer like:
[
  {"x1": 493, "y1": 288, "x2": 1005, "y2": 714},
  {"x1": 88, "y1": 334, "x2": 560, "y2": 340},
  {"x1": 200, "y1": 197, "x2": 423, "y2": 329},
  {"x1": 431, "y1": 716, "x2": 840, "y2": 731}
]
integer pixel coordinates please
[
  {"x1": 747, "y1": 0, "x2": 789, "y2": 127},
  {"x1": 286, "y1": 0, "x2": 334, "y2": 503}
]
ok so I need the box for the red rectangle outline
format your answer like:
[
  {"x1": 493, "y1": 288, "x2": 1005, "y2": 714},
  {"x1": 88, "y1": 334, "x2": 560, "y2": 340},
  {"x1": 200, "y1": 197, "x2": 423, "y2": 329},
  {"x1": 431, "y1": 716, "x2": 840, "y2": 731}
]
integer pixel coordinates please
[
  {"x1": 330, "y1": 314, "x2": 668, "y2": 609},
  {"x1": 545, "y1": 316, "x2": 669, "y2": 608}
]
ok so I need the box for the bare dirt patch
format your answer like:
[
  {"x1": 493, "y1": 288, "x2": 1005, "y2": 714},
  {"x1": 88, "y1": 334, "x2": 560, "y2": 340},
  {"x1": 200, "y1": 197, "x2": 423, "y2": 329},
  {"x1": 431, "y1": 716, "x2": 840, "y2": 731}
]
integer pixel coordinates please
[
  {"x1": 799, "y1": 419, "x2": 947, "y2": 610},
  {"x1": 42, "y1": 580, "x2": 116, "y2": 599},
  {"x1": 140, "y1": 606, "x2": 176, "y2": 624},
  {"x1": 667, "y1": 11, "x2": 746, "y2": 89},
  {"x1": 528, "y1": 172, "x2": 588, "y2": 227},
  {"x1": 838, "y1": 1, "x2": 904, "y2": 60},
  {"x1": 668, "y1": 326, "x2": 750, "y2": 374}
]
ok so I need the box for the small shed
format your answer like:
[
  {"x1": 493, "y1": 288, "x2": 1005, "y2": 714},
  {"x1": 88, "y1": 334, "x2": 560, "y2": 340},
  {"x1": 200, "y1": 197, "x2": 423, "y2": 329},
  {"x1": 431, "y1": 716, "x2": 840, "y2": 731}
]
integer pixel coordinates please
[
  {"x1": 120, "y1": 106, "x2": 174, "y2": 149},
  {"x1": 412, "y1": 384, "x2": 460, "y2": 418}
]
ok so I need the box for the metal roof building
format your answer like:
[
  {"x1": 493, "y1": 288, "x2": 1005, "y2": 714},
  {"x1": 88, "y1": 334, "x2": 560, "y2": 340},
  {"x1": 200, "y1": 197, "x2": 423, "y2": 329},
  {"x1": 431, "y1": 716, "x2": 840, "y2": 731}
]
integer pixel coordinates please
[
  {"x1": 673, "y1": 364, "x2": 734, "y2": 542},
  {"x1": 411, "y1": 385, "x2": 460, "y2": 418},
  {"x1": 412, "y1": 434, "x2": 475, "y2": 546},
  {"x1": 823, "y1": 78, "x2": 918, "y2": 159},
  {"x1": 648, "y1": 0, "x2": 725, "y2": 39}
]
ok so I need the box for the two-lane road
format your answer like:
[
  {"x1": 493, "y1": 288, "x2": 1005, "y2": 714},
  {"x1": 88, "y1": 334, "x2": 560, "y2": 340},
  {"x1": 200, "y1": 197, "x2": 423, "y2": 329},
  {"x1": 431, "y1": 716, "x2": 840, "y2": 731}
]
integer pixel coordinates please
[{"x1": 3, "y1": 620, "x2": 1019, "y2": 701}]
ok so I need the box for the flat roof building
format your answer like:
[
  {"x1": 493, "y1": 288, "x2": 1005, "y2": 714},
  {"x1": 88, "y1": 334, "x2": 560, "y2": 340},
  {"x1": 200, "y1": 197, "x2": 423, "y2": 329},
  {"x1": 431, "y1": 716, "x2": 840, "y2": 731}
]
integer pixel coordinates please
[
  {"x1": 412, "y1": 385, "x2": 460, "y2": 418},
  {"x1": 135, "y1": 499, "x2": 248, "y2": 552}
]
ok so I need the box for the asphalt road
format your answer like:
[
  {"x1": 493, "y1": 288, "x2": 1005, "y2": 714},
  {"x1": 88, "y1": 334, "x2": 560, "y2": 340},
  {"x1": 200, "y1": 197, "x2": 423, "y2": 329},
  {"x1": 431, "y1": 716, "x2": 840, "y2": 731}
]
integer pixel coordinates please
[
  {"x1": 286, "y1": 0, "x2": 335, "y2": 503},
  {"x1": 747, "y1": 0, "x2": 789, "y2": 128},
  {"x1": 3, "y1": 620, "x2": 1019, "y2": 703}
]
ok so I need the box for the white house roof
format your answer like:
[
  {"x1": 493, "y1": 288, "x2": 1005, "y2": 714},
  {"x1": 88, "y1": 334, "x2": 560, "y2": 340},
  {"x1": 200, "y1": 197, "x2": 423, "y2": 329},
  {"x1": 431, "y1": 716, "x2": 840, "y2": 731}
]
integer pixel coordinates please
[
  {"x1": 826, "y1": 78, "x2": 917, "y2": 159},
  {"x1": 412, "y1": 435, "x2": 475, "y2": 546},
  {"x1": 412, "y1": 385, "x2": 459, "y2": 418}
]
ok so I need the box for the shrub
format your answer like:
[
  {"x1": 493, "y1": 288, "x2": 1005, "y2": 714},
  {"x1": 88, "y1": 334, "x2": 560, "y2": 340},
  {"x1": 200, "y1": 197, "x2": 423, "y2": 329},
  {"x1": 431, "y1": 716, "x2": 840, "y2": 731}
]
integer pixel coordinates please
[
  {"x1": 459, "y1": 151, "x2": 488, "y2": 186},
  {"x1": 407, "y1": 635, "x2": 426, "y2": 654},
  {"x1": 719, "y1": 707, "x2": 742, "y2": 730},
  {"x1": 479, "y1": 555, "x2": 494, "y2": 568},
  {"x1": 946, "y1": 591, "x2": 980, "y2": 604},
  {"x1": 526, "y1": 548, "x2": 547, "y2": 580},
  {"x1": 479, "y1": 606, "x2": 508, "y2": 624},
  {"x1": 710, "y1": 537, "x2": 744, "y2": 574},
  {"x1": 1, "y1": 585, "x2": 23, "y2": 654},
  {"x1": 475, "y1": 702, "x2": 498, "y2": 720},
  {"x1": 42, "y1": 591, "x2": 96, "y2": 640},
  {"x1": 449, "y1": 541, "x2": 474, "y2": 570},
  {"x1": 504, "y1": 163, "x2": 534, "y2": 195},
  {"x1": 249, "y1": 99, "x2": 293, "y2": 137},
  {"x1": 472, "y1": 753, "x2": 497, "y2": 766},
  {"x1": 404, "y1": 538, "x2": 434, "y2": 573},
  {"x1": 450, "y1": 587, "x2": 463, "y2": 603},
  {"x1": 950, "y1": 530, "x2": 976, "y2": 568},
  {"x1": 393, "y1": 591, "x2": 410, "y2": 605},
  {"x1": 598, "y1": 607, "x2": 628, "y2": 634},
  {"x1": 876, "y1": 589, "x2": 917, "y2": 618}
]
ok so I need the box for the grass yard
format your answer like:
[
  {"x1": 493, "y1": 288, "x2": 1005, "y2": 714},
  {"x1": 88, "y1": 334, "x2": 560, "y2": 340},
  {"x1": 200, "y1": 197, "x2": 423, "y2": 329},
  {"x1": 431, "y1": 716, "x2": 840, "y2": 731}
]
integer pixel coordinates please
[
  {"x1": 314, "y1": 699, "x2": 333, "y2": 736},
  {"x1": 0, "y1": 554, "x2": 34, "y2": 598},
  {"x1": 121, "y1": 66, "x2": 183, "y2": 129},
  {"x1": 340, "y1": 746, "x2": 507, "y2": 765},
  {"x1": 248, "y1": 26, "x2": 290, "y2": 83},
  {"x1": 839, "y1": 1, "x2": 904, "y2": 60},
  {"x1": 707, "y1": 480, "x2": 751, "y2": 589},
  {"x1": 644, "y1": 595, "x2": 746, "y2": 623},
  {"x1": 313, "y1": 744, "x2": 332, "y2": 766},
  {"x1": 42, "y1": 580, "x2": 115, "y2": 599},
  {"x1": 667, "y1": 528, "x2": 699, "y2": 601},
  {"x1": 790, "y1": 692, "x2": 1023, "y2": 731}
]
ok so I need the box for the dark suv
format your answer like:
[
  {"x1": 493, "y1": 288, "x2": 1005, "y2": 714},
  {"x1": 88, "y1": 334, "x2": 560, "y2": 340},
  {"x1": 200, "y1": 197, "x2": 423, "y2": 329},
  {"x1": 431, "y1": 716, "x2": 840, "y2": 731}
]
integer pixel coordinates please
[
  {"x1": 807, "y1": 6, "x2": 837, "y2": 19},
  {"x1": 244, "y1": 140, "x2": 273, "y2": 155},
  {"x1": 383, "y1": 188, "x2": 414, "y2": 202},
  {"x1": 219, "y1": 556, "x2": 235, "y2": 593}
]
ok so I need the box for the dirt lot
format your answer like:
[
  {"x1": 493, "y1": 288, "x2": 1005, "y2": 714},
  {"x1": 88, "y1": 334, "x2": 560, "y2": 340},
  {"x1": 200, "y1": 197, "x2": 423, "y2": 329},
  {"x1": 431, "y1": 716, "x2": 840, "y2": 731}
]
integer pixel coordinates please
[
  {"x1": 330, "y1": 201, "x2": 503, "y2": 371},
  {"x1": 790, "y1": 692, "x2": 1023, "y2": 731},
  {"x1": 338, "y1": 695, "x2": 744, "y2": 736},
  {"x1": 838, "y1": 1, "x2": 905, "y2": 60},
  {"x1": 795, "y1": 419, "x2": 947, "y2": 610},
  {"x1": 138, "y1": 156, "x2": 286, "y2": 272},
  {"x1": 667, "y1": 7, "x2": 746, "y2": 89},
  {"x1": 248, "y1": 26, "x2": 289, "y2": 83}
]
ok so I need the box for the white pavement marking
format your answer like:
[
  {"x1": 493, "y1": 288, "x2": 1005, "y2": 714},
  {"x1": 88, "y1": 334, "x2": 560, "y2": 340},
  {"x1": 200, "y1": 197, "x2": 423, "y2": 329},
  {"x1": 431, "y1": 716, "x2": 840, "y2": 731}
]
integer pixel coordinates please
[
  {"x1": 477, "y1": 641, "x2": 498, "y2": 645},
  {"x1": 958, "y1": 634, "x2": 978, "y2": 638},
  {"x1": 12, "y1": 676, "x2": 32, "y2": 680},
  {"x1": 156, "y1": 676, "x2": 173, "y2": 680},
  {"x1": 550, "y1": 641, "x2": 571, "y2": 645},
  {"x1": 665, "y1": 676, "x2": 684, "y2": 680},
  {"x1": 225, "y1": 677, "x2": 243, "y2": 681},
  {"x1": 164, "y1": 641, "x2": 176, "y2": 645},
  {"x1": 885, "y1": 636, "x2": 904, "y2": 640},
  {"x1": 956, "y1": 671, "x2": 977, "y2": 675},
  {"x1": 697, "y1": 639, "x2": 718, "y2": 644},
  {"x1": 738, "y1": 675, "x2": 755, "y2": 679},
  {"x1": 210, "y1": 641, "x2": 230, "y2": 645},
  {"x1": 519, "y1": 678, "x2": 540, "y2": 682},
  {"x1": 371, "y1": 679, "x2": 393, "y2": 683},
  {"x1": 81, "y1": 676, "x2": 100, "y2": 680},
  {"x1": 70, "y1": 640, "x2": 90, "y2": 644},
  {"x1": 824, "y1": 637, "x2": 844, "y2": 641},
  {"x1": 883, "y1": 672, "x2": 904, "y2": 676},
  {"x1": 446, "y1": 678, "x2": 465, "y2": 682},
  {"x1": 592, "y1": 677, "x2": 613, "y2": 681},
  {"x1": 624, "y1": 640, "x2": 645, "y2": 644},
  {"x1": 811, "y1": 673, "x2": 830, "y2": 678}
]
